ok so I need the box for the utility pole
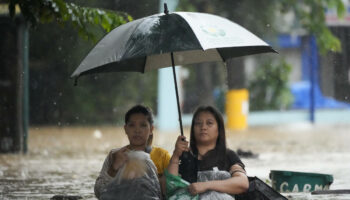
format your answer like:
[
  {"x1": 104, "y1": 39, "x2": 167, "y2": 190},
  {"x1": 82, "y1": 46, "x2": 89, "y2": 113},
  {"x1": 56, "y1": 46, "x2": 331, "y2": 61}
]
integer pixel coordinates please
[{"x1": 226, "y1": 58, "x2": 249, "y2": 130}]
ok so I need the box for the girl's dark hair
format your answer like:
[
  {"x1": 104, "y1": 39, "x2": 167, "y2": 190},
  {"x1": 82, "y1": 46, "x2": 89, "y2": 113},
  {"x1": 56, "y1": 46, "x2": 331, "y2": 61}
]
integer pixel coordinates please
[
  {"x1": 190, "y1": 105, "x2": 227, "y2": 170},
  {"x1": 124, "y1": 105, "x2": 154, "y2": 146},
  {"x1": 125, "y1": 105, "x2": 154, "y2": 125}
]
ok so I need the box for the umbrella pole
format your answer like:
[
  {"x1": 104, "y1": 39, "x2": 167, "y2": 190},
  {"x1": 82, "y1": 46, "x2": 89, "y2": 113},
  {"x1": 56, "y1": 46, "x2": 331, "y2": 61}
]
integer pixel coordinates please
[{"x1": 170, "y1": 52, "x2": 184, "y2": 136}]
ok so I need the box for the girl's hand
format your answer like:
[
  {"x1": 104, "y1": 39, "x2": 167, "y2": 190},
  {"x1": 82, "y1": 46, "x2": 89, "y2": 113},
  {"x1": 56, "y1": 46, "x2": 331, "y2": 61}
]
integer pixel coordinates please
[
  {"x1": 173, "y1": 136, "x2": 189, "y2": 158},
  {"x1": 108, "y1": 147, "x2": 128, "y2": 176},
  {"x1": 188, "y1": 182, "x2": 208, "y2": 195},
  {"x1": 112, "y1": 147, "x2": 129, "y2": 170}
]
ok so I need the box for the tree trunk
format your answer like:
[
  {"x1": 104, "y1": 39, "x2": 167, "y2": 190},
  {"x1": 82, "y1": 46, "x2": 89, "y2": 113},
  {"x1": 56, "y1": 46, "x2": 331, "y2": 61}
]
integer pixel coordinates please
[
  {"x1": 196, "y1": 63, "x2": 215, "y2": 106},
  {"x1": 226, "y1": 58, "x2": 245, "y2": 89},
  {"x1": 0, "y1": 17, "x2": 27, "y2": 153}
]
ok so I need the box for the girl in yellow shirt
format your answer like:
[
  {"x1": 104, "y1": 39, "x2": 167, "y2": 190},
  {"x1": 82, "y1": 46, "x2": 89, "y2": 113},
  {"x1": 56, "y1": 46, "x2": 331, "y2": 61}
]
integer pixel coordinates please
[{"x1": 94, "y1": 105, "x2": 170, "y2": 199}]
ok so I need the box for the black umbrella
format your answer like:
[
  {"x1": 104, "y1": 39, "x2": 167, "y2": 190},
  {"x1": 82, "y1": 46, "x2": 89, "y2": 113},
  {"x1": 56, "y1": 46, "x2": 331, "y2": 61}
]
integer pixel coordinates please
[{"x1": 72, "y1": 4, "x2": 277, "y2": 135}]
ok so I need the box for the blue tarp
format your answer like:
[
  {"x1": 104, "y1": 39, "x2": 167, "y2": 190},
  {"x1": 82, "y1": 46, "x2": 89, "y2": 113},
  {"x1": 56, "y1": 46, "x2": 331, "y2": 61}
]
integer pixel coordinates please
[{"x1": 290, "y1": 81, "x2": 350, "y2": 109}]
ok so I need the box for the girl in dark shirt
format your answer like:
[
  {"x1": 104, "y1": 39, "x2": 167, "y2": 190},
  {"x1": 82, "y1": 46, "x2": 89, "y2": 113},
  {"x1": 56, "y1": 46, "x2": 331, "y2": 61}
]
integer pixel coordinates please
[{"x1": 167, "y1": 106, "x2": 249, "y2": 196}]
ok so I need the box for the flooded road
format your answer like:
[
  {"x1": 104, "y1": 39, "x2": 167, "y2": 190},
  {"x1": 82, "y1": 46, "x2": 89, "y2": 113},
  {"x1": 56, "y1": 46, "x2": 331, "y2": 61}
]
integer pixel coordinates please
[{"x1": 0, "y1": 124, "x2": 349, "y2": 199}]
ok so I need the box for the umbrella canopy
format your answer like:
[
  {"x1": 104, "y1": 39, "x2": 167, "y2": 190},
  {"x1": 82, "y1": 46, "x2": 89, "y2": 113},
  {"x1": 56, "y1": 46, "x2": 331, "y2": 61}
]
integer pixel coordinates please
[
  {"x1": 71, "y1": 11, "x2": 276, "y2": 78},
  {"x1": 71, "y1": 5, "x2": 277, "y2": 135}
]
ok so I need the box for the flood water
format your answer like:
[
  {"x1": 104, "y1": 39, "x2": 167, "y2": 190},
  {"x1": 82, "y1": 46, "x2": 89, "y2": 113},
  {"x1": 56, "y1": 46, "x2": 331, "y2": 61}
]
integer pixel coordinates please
[{"x1": 0, "y1": 123, "x2": 349, "y2": 200}]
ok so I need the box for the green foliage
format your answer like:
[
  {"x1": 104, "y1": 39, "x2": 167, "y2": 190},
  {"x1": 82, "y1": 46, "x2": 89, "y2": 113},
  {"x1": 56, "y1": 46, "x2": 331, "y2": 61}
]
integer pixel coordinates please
[
  {"x1": 5, "y1": 0, "x2": 132, "y2": 41},
  {"x1": 23, "y1": 0, "x2": 159, "y2": 125},
  {"x1": 248, "y1": 60, "x2": 294, "y2": 111},
  {"x1": 279, "y1": 0, "x2": 345, "y2": 54}
]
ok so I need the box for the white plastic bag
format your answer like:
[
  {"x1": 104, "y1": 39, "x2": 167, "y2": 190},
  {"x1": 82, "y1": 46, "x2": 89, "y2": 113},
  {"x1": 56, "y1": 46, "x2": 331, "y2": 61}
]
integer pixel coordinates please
[
  {"x1": 197, "y1": 170, "x2": 235, "y2": 200},
  {"x1": 100, "y1": 151, "x2": 161, "y2": 200}
]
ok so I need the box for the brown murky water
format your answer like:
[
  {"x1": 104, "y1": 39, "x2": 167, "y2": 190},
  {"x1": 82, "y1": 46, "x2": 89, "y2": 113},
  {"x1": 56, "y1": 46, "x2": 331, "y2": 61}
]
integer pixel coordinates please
[{"x1": 0, "y1": 124, "x2": 349, "y2": 199}]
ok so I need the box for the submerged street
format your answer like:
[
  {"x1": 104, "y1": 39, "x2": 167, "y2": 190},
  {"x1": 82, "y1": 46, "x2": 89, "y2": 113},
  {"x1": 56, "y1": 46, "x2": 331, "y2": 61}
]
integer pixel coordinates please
[{"x1": 0, "y1": 124, "x2": 349, "y2": 200}]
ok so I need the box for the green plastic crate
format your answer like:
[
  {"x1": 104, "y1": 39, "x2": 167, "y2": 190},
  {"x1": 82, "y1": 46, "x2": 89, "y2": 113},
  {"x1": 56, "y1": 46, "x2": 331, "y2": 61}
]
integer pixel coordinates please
[{"x1": 270, "y1": 170, "x2": 333, "y2": 193}]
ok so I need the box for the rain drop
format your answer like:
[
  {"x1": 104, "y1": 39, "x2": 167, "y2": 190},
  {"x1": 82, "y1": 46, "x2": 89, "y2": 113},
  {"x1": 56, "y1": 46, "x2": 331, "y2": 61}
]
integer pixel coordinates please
[
  {"x1": 20, "y1": 169, "x2": 27, "y2": 179},
  {"x1": 42, "y1": 149, "x2": 49, "y2": 156},
  {"x1": 57, "y1": 121, "x2": 61, "y2": 126},
  {"x1": 93, "y1": 130, "x2": 102, "y2": 139},
  {"x1": 266, "y1": 24, "x2": 270, "y2": 28},
  {"x1": 58, "y1": 92, "x2": 63, "y2": 96},
  {"x1": 53, "y1": 101, "x2": 57, "y2": 105},
  {"x1": 75, "y1": 116, "x2": 79, "y2": 120}
]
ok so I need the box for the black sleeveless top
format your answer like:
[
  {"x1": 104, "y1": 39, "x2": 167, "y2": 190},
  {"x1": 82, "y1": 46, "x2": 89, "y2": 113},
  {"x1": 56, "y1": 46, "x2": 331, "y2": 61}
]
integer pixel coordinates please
[{"x1": 179, "y1": 148, "x2": 244, "y2": 183}]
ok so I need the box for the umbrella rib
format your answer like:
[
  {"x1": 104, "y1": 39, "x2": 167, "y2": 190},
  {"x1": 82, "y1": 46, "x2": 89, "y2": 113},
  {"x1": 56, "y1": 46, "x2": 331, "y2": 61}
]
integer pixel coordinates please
[{"x1": 215, "y1": 48, "x2": 226, "y2": 63}]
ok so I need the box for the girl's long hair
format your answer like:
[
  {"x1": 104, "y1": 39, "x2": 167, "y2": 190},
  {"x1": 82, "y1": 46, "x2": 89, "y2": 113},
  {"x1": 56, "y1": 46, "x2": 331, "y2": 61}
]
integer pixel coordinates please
[
  {"x1": 125, "y1": 105, "x2": 154, "y2": 146},
  {"x1": 190, "y1": 105, "x2": 227, "y2": 170}
]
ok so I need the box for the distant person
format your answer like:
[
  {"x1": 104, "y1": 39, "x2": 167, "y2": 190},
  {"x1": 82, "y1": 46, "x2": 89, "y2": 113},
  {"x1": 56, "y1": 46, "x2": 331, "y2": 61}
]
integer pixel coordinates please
[
  {"x1": 166, "y1": 105, "x2": 249, "y2": 198},
  {"x1": 94, "y1": 105, "x2": 171, "y2": 199}
]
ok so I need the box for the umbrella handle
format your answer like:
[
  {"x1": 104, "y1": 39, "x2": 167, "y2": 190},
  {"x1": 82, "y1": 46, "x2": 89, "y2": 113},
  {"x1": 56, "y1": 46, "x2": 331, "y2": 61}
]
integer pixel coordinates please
[
  {"x1": 164, "y1": 3, "x2": 169, "y2": 15},
  {"x1": 170, "y1": 52, "x2": 184, "y2": 136}
]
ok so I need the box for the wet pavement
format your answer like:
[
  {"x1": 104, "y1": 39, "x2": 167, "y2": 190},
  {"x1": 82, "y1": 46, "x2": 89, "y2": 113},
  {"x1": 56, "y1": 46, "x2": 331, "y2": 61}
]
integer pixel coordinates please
[{"x1": 0, "y1": 123, "x2": 349, "y2": 199}]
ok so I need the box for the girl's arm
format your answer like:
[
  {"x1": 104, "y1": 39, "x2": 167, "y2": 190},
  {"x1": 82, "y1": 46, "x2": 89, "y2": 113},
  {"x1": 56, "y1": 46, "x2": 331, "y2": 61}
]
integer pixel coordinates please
[
  {"x1": 94, "y1": 150, "x2": 115, "y2": 198},
  {"x1": 188, "y1": 164, "x2": 249, "y2": 195},
  {"x1": 94, "y1": 147, "x2": 128, "y2": 198}
]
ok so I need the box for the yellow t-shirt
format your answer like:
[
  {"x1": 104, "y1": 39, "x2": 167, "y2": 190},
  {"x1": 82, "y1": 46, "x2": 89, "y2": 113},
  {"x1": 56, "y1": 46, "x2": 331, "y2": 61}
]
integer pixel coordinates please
[{"x1": 150, "y1": 146, "x2": 171, "y2": 176}]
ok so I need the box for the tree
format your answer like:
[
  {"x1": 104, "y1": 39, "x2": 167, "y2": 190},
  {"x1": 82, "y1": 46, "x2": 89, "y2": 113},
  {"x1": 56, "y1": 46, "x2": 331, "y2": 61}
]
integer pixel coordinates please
[
  {"x1": 280, "y1": 0, "x2": 345, "y2": 54},
  {"x1": 2, "y1": 0, "x2": 162, "y2": 125},
  {"x1": 1, "y1": 0, "x2": 136, "y2": 126},
  {"x1": 3, "y1": 0, "x2": 132, "y2": 41},
  {"x1": 248, "y1": 60, "x2": 293, "y2": 110}
]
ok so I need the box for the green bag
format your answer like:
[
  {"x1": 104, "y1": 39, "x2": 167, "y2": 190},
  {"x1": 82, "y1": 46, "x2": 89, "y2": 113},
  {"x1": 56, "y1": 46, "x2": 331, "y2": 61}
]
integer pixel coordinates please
[{"x1": 165, "y1": 170, "x2": 198, "y2": 200}]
